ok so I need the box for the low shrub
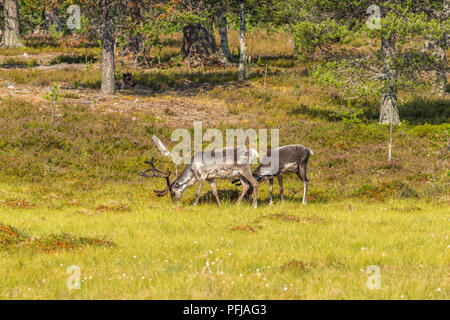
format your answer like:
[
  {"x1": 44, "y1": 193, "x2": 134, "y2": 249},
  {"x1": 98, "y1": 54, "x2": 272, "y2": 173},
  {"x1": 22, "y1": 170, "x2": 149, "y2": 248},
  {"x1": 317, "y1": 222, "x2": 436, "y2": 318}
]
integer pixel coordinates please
[{"x1": 353, "y1": 180, "x2": 419, "y2": 201}]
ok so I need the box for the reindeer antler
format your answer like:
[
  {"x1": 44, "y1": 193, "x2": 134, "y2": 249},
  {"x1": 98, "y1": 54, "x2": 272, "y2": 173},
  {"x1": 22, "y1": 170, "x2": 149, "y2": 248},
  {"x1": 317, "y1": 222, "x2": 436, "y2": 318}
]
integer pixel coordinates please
[
  {"x1": 141, "y1": 157, "x2": 172, "y2": 197},
  {"x1": 141, "y1": 157, "x2": 170, "y2": 178}
]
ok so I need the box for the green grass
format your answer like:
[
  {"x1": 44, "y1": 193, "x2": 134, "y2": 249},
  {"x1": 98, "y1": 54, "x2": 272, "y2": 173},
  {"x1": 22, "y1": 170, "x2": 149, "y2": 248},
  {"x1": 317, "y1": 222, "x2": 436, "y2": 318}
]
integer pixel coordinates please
[{"x1": 0, "y1": 181, "x2": 448, "y2": 299}]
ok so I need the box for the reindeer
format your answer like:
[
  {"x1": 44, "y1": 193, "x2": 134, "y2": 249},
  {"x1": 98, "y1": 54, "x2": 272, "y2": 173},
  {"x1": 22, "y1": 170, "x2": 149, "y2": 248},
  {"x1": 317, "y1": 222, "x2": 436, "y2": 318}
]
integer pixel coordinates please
[
  {"x1": 234, "y1": 145, "x2": 313, "y2": 205},
  {"x1": 141, "y1": 146, "x2": 259, "y2": 208}
]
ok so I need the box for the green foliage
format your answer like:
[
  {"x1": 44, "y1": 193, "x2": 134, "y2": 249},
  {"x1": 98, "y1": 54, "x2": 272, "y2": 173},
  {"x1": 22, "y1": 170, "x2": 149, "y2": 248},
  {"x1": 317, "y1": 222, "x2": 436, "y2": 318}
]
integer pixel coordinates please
[
  {"x1": 291, "y1": 0, "x2": 449, "y2": 116},
  {"x1": 0, "y1": 222, "x2": 114, "y2": 251},
  {"x1": 309, "y1": 61, "x2": 347, "y2": 89},
  {"x1": 18, "y1": 0, "x2": 45, "y2": 34},
  {"x1": 354, "y1": 180, "x2": 419, "y2": 201},
  {"x1": 341, "y1": 108, "x2": 363, "y2": 124},
  {"x1": 49, "y1": 24, "x2": 63, "y2": 41},
  {"x1": 43, "y1": 83, "x2": 61, "y2": 104},
  {"x1": 2, "y1": 57, "x2": 37, "y2": 67},
  {"x1": 292, "y1": 18, "x2": 349, "y2": 58}
]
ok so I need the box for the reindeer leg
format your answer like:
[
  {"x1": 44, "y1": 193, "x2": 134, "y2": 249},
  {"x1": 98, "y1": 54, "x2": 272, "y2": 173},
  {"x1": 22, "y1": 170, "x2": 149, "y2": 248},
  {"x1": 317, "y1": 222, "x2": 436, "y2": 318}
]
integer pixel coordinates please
[
  {"x1": 239, "y1": 168, "x2": 258, "y2": 208},
  {"x1": 194, "y1": 178, "x2": 206, "y2": 205},
  {"x1": 269, "y1": 178, "x2": 274, "y2": 206},
  {"x1": 209, "y1": 179, "x2": 221, "y2": 207},
  {"x1": 237, "y1": 178, "x2": 250, "y2": 205},
  {"x1": 246, "y1": 183, "x2": 253, "y2": 203},
  {"x1": 239, "y1": 176, "x2": 252, "y2": 202},
  {"x1": 303, "y1": 182, "x2": 308, "y2": 205},
  {"x1": 297, "y1": 166, "x2": 309, "y2": 205},
  {"x1": 250, "y1": 176, "x2": 259, "y2": 209},
  {"x1": 277, "y1": 175, "x2": 284, "y2": 203}
]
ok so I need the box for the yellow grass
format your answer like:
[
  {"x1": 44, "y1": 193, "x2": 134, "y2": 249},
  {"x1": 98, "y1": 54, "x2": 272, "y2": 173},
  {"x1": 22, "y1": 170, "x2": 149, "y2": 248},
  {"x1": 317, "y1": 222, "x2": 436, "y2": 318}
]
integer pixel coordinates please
[{"x1": 0, "y1": 181, "x2": 448, "y2": 299}]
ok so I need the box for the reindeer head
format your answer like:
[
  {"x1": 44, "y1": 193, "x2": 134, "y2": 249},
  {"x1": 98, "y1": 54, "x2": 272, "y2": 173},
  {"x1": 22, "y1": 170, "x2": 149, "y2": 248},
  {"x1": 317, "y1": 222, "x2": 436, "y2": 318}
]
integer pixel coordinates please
[{"x1": 141, "y1": 157, "x2": 193, "y2": 202}]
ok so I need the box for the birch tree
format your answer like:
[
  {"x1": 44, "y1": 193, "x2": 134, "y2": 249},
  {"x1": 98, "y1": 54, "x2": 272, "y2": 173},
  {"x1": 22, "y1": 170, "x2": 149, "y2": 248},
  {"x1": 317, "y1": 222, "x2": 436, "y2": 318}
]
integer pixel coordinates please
[
  {"x1": 379, "y1": 5, "x2": 400, "y2": 125},
  {"x1": 100, "y1": 0, "x2": 115, "y2": 95},
  {"x1": 238, "y1": 1, "x2": 247, "y2": 80}
]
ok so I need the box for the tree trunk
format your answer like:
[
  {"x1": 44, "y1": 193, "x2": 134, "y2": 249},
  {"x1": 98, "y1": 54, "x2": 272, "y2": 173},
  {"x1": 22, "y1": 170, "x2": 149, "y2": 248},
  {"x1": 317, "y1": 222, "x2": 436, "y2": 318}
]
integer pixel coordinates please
[
  {"x1": 435, "y1": 36, "x2": 447, "y2": 96},
  {"x1": 44, "y1": 10, "x2": 62, "y2": 33},
  {"x1": 238, "y1": 2, "x2": 247, "y2": 81},
  {"x1": 2, "y1": 0, "x2": 23, "y2": 48},
  {"x1": 436, "y1": 0, "x2": 449, "y2": 96},
  {"x1": 219, "y1": 14, "x2": 232, "y2": 62},
  {"x1": 181, "y1": 23, "x2": 217, "y2": 63},
  {"x1": 379, "y1": 33, "x2": 400, "y2": 125},
  {"x1": 101, "y1": 0, "x2": 115, "y2": 95}
]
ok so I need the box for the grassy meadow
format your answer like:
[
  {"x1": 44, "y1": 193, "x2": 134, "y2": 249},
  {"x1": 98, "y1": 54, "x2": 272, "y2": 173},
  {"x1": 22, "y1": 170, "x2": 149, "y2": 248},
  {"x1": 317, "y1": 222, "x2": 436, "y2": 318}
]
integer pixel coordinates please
[{"x1": 0, "y1": 30, "x2": 449, "y2": 299}]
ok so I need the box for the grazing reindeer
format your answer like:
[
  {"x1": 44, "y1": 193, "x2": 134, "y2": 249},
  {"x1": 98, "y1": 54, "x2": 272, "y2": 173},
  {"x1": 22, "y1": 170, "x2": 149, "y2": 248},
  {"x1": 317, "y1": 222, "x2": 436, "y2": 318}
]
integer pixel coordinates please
[
  {"x1": 235, "y1": 145, "x2": 313, "y2": 205},
  {"x1": 141, "y1": 146, "x2": 259, "y2": 208}
]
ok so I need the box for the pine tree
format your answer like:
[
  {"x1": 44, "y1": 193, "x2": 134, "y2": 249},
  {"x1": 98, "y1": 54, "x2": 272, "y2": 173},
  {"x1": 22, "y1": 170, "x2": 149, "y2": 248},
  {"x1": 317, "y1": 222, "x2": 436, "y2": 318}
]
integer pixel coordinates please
[{"x1": 2, "y1": 0, "x2": 24, "y2": 47}]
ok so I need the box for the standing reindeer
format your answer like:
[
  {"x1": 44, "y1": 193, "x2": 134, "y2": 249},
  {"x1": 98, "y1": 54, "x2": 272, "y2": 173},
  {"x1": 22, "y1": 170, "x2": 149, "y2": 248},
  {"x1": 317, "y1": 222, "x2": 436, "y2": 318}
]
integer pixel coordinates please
[
  {"x1": 234, "y1": 145, "x2": 313, "y2": 205},
  {"x1": 141, "y1": 146, "x2": 259, "y2": 208}
]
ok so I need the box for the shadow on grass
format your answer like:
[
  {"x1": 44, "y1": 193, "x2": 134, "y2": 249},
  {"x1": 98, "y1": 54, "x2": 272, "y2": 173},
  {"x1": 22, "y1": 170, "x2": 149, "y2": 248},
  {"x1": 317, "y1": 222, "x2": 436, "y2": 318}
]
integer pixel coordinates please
[
  {"x1": 257, "y1": 55, "x2": 298, "y2": 68},
  {"x1": 119, "y1": 69, "x2": 253, "y2": 97},
  {"x1": 50, "y1": 54, "x2": 98, "y2": 65},
  {"x1": 349, "y1": 96, "x2": 450, "y2": 125},
  {"x1": 198, "y1": 189, "x2": 285, "y2": 206},
  {"x1": 399, "y1": 98, "x2": 450, "y2": 125},
  {"x1": 0, "y1": 63, "x2": 35, "y2": 69},
  {"x1": 198, "y1": 189, "x2": 241, "y2": 204},
  {"x1": 23, "y1": 36, "x2": 60, "y2": 48},
  {"x1": 23, "y1": 35, "x2": 98, "y2": 49},
  {"x1": 289, "y1": 96, "x2": 449, "y2": 124},
  {"x1": 288, "y1": 104, "x2": 343, "y2": 122},
  {"x1": 198, "y1": 186, "x2": 327, "y2": 206}
]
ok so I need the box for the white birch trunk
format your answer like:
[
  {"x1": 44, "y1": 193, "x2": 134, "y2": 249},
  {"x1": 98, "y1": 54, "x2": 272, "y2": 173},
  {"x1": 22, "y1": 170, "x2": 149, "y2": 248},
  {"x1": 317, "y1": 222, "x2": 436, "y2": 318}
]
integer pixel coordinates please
[
  {"x1": 101, "y1": 0, "x2": 115, "y2": 95},
  {"x1": 238, "y1": 2, "x2": 247, "y2": 81}
]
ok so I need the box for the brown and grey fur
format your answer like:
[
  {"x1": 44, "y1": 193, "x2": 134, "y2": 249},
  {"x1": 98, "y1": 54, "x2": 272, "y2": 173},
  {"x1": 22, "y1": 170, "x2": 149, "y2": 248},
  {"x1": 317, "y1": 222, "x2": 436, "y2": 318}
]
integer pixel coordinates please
[
  {"x1": 237, "y1": 144, "x2": 313, "y2": 205},
  {"x1": 141, "y1": 146, "x2": 259, "y2": 208}
]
